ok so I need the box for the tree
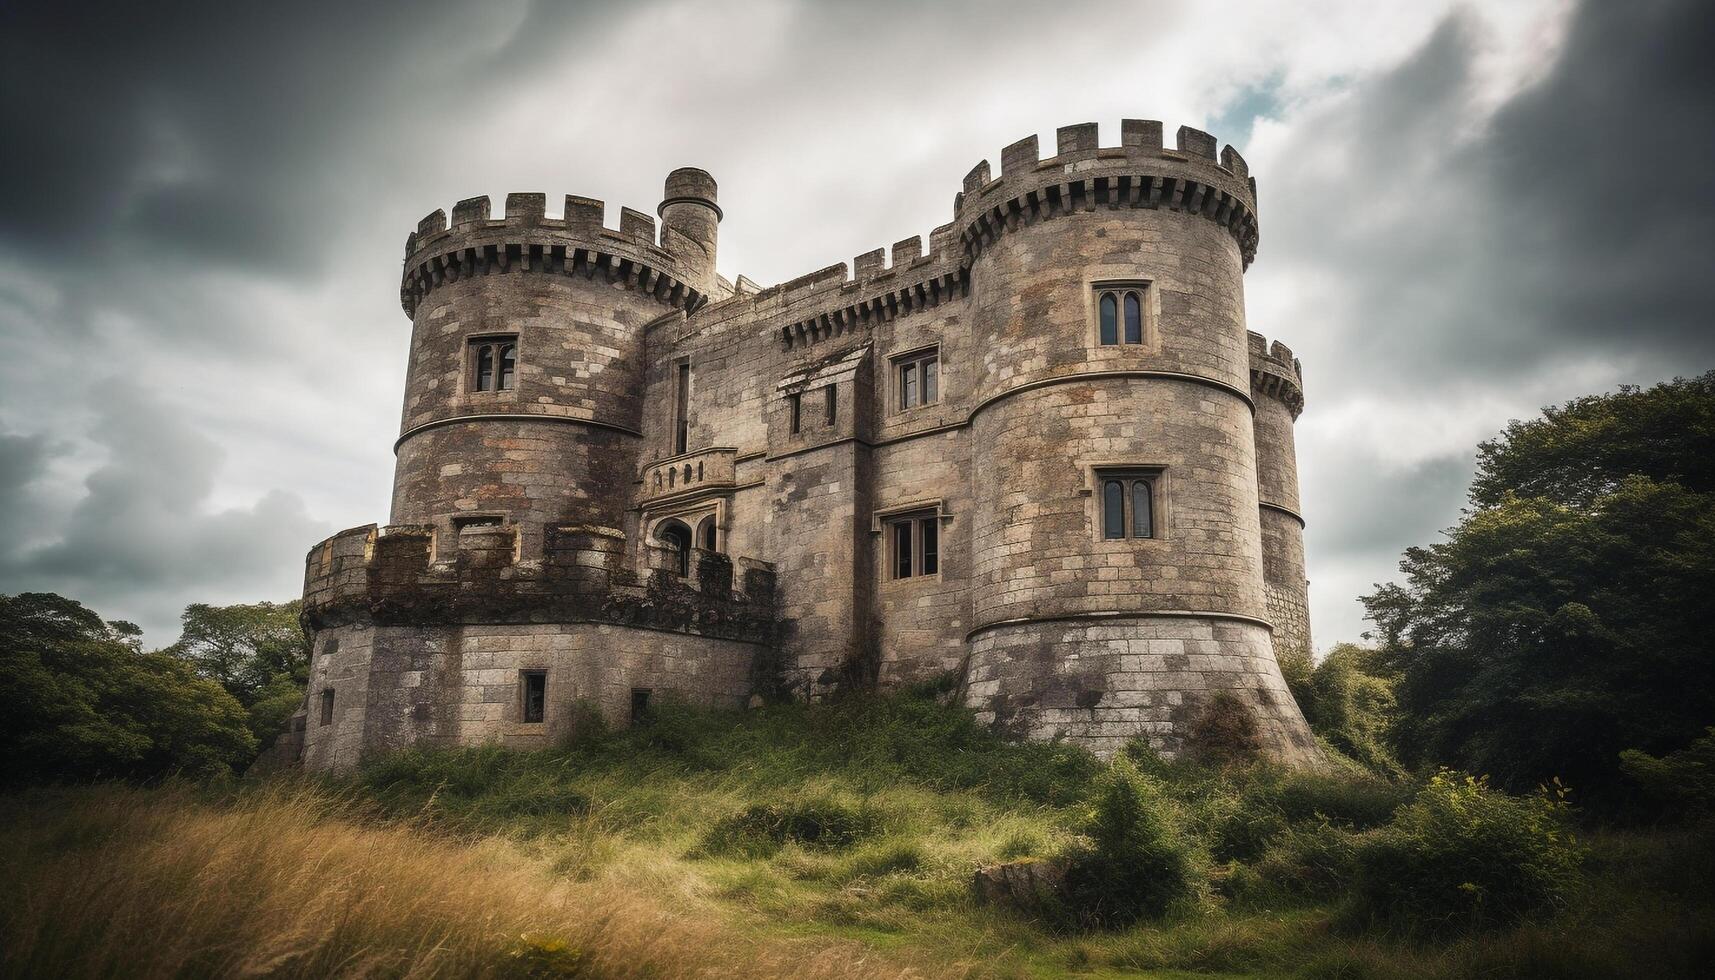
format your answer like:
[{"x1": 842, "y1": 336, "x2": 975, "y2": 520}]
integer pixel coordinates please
[
  {"x1": 1279, "y1": 643, "x2": 1401, "y2": 775},
  {"x1": 1363, "y1": 372, "x2": 1715, "y2": 807},
  {"x1": 0, "y1": 592, "x2": 255, "y2": 784},
  {"x1": 162, "y1": 600, "x2": 308, "y2": 705}
]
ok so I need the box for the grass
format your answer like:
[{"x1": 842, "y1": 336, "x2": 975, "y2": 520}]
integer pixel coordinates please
[{"x1": 3, "y1": 690, "x2": 1712, "y2": 978}]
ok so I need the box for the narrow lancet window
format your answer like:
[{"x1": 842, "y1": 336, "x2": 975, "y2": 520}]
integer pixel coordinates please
[
  {"x1": 1102, "y1": 480, "x2": 1125, "y2": 539},
  {"x1": 475, "y1": 346, "x2": 495, "y2": 391},
  {"x1": 1131, "y1": 479, "x2": 1153, "y2": 538},
  {"x1": 498, "y1": 344, "x2": 516, "y2": 390},
  {"x1": 1124, "y1": 293, "x2": 1142, "y2": 345},
  {"x1": 1099, "y1": 293, "x2": 1118, "y2": 345}
]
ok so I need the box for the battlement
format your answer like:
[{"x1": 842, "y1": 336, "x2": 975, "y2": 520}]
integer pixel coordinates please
[
  {"x1": 302, "y1": 523, "x2": 776, "y2": 644},
  {"x1": 954, "y1": 120, "x2": 1260, "y2": 268},
  {"x1": 400, "y1": 191, "x2": 712, "y2": 318},
  {"x1": 1248, "y1": 331, "x2": 1305, "y2": 418}
]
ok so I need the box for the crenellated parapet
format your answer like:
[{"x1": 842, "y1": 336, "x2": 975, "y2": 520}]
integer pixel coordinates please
[
  {"x1": 400, "y1": 191, "x2": 713, "y2": 318},
  {"x1": 302, "y1": 522, "x2": 777, "y2": 644},
  {"x1": 955, "y1": 120, "x2": 1259, "y2": 268},
  {"x1": 1248, "y1": 331, "x2": 1305, "y2": 419}
]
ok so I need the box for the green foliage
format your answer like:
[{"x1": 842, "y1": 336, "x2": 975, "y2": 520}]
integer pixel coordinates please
[
  {"x1": 1620, "y1": 727, "x2": 1715, "y2": 818},
  {"x1": 161, "y1": 599, "x2": 308, "y2": 706},
  {"x1": 1059, "y1": 757, "x2": 1203, "y2": 929},
  {"x1": 1208, "y1": 767, "x2": 1411, "y2": 862},
  {"x1": 698, "y1": 798, "x2": 875, "y2": 858},
  {"x1": 502, "y1": 934, "x2": 585, "y2": 978},
  {"x1": 1279, "y1": 644, "x2": 1401, "y2": 775},
  {"x1": 1364, "y1": 373, "x2": 1715, "y2": 805},
  {"x1": 1469, "y1": 372, "x2": 1715, "y2": 510},
  {"x1": 1227, "y1": 820, "x2": 1361, "y2": 907},
  {"x1": 0, "y1": 592, "x2": 256, "y2": 784},
  {"x1": 1346, "y1": 771, "x2": 1585, "y2": 937},
  {"x1": 358, "y1": 745, "x2": 590, "y2": 831}
]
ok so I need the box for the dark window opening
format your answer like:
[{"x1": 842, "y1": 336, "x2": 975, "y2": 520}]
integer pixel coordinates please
[
  {"x1": 1101, "y1": 475, "x2": 1157, "y2": 540},
  {"x1": 888, "y1": 513, "x2": 941, "y2": 579},
  {"x1": 659, "y1": 521, "x2": 692, "y2": 576},
  {"x1": 674, "y1": 361, "x2": 691, "y2": 455},
  {"x1": 1095, "y1": 287, "x2": 1146, "y2": 346},
  {"x1": 522, "y1": 671, "x2": 546, "y2": 724},
  {"x1": 824, "y1": 384, "x2": 837, "y2": 425},
  {"x1": 895, "y1": 350, "x2": 939, "y2": 410},
  {"x1": 319, "y1": 688, "x2": 335, "y2": 726},
  {"x1": 630, "y1": 688, "x2": 652, "y2": 723},
  {"x1": 789, "y1": 392, "x2": 802, "y2": 434},
  {"x1": 470, "y1": 336, "x2": 519, "y2": 391},
  {"x1": 698, "y1": 515, "x2": 717, "y2": 552}
]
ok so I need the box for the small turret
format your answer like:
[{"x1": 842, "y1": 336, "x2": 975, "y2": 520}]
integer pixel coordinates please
[{"x1": 659, "y1": 167, "x2": 721, "y2": 293}]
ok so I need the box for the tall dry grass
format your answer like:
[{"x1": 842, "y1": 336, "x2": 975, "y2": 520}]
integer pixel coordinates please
[{"x1": 0, "y1": 783, "x2": 933, "y2": 979}]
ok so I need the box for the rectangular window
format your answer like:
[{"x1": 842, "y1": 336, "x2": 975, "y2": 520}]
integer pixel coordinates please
[
  {"x1": 824, "y1": 385, "x2": 837, "y2": 425},
  {"x1": 894, "y1": 349, "x2": 939, "y2": 410},
  {"x1": 469, "y1": 335, "x2": 519, "y2": 392},
  {"x1": 673, "y1": 362, "x2": 690, "y2": 455},
  {"x1": 1099, "y1": 472, "x2": 1158, "y2": 540},
  {"x1": 521, "y1": 671, "x2": 546, "y2": 724},
  {"x1": 888, "y1": 512, "x2": 940, "y2": 579},
  {"x1": 630, "y1": 688, "x2": 653, "y2": 723},
  {"x1": 319, "y1": 688, "x2": 335, "y2": 726},
  {"x1": 789, "y1": 392, "x2": 802, "y2": 433},
  {"x1": 1093, "y1": 283, "x2": 1150, "y2": 347}
]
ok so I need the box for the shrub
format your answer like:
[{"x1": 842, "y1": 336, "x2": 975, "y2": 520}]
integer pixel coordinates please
[
  {"x1": 1226, "y1": 821, "x2": 1361, "y2": 906},
  {"x1": 1186, "y1": 692, "x2": 1263, "y2": 767},
  {"x1": 1279, "y1": 644, "x2": 1402, "y2": 776},
  {"x1": 1059, "y1": 757, "x2": 1203, "y2": 929},
  {"x1": 1346, "y1": 770, "x2": 1585, "y2": 936},
  {"x1": 1619, "y1": 726, "x2": 1715, "y2": 818},
  {"x1": 1208, "y1": 768, "x2": 1409, "y2": 862},
  {"x1": 697, "y1": 798, "x2": 874, "y2": 858}
]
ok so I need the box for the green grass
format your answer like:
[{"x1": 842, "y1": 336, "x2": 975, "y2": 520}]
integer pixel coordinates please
[{"x1": 4, "y1": 689, "x2": 1712, "y2": 978}]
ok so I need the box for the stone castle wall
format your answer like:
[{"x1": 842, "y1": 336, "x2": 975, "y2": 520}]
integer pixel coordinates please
[{"x1": 287, "y1": 117, "x2": 1321, "y2": 771}]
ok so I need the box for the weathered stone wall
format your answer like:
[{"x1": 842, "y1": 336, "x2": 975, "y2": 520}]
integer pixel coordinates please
[
  {"x1": 965, "y1": 616, "x2": 1320, "y2": 763},
  {"x1": 1251, "y1": 337, "x2": 1311, "y2": 660}
]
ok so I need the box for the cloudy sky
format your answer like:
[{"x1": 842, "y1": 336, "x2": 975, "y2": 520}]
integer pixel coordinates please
[{"x1": 2, "y1": 0, "x2": 1711, "y2": 648}]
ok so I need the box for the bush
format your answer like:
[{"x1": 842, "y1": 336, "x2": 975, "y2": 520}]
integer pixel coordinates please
[
  {"x1": 1208, "y1": 768, "x2": 1410, "y2": 862},
  {"x1": 1279, "y1": 644, "x2": 1401, "y2": 775},
  {"x1": 697, "y1": 798, "x2": 874, "y2": 858},
  {"x1": 1059, "y1": 757, "x2": 1203, "y2": 929},
  {"x1": 357, "y1": 746, "x2": 589, "y2": 831},
  {"x1": 1346, "y1": 770, "x2": 1585, "y2": 936},
  {"x1": 1226, "y1": 821, "x2": 1361, "y2": 906},
  {"x1": 1619, "y1": 727, "x2": 1715, "y2": 818}
]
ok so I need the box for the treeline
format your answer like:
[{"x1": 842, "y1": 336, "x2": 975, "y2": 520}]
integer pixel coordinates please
[
  {"x1": 1281, "y1": 370, "x2": 1715, "y2": 817},
  {"x1": 0, "y1": 595, "x2": 306, "y2": 784}
]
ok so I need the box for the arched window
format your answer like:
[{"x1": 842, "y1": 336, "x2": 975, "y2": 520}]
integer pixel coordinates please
[
  {"x1": 658, "y1": 521, "x2": 692, "y2": 576},
  {"x1": 475, "y1": 345, "x2": 495, "y2": 391},
  {"x1": 1131, "y1": 479, "x2": 1153, "y2": 538},
  {"x1": 1100, "y1": 471, "x2": 1159, "y2": 540},
  {"x1": 1124, "y1": 292, "x2": 1143, "y2": 345},
  {"x1": 698, "y1": 515, "x2": 718, "y2": 552},
  {"x1": 1099, "y1": 293, "x2": 1118, "y2": 346},
  {"x1": 1102, "y1": 480, "x2": 1125, "y2": 539},
  {"x1": 497, "y1": 344, "x2": 516, "y2": 390}
]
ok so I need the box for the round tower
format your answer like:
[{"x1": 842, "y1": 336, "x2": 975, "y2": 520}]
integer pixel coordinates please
[
  {"x1": 392, "y1": 189, "x2": 713, "y2": 553},
  {"x1": 657, "y1": 167, "x2": 720, "y2": 295},
  {"x1": 1250, "y1": 335, "x2": 1311, "y2": 660},
  {"x1": 958, "y1": 120, "x2": 1317, "y2": 763}
]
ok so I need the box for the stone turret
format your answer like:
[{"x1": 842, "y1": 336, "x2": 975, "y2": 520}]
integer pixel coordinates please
[
  {"x1": 1249, "y1": 332, "x2": 1310, "y2": 660},
  {"x1": 658, "y1": 167, "x2": 721, "y2": 295}
]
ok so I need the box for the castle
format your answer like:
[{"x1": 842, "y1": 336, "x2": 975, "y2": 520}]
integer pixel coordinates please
[{"x1": 284, "y1": 118, "x2": 1320, "y2": 771}]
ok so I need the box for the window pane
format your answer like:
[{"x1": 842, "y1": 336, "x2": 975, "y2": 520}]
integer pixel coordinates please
[
  {"x1": 476, "y1": 346, "x2": 494, "y2": 391},
  {"x1": 1099, "y1": 293, "x2": 1118, "y2": 345},
  {"x1": 1131, "y1": 480, "x2": 1153, "y2": 538},
  {"x1": 789, "y1": 392, "x2": 801, "y2": 433},
  {"x1": 900, "y1": 363, "x2": 917, "y2": 409},
  {"x1": 1102, "y1": 480, "x2": 1125, "y2": 539},
  {"x1": 894, "y1": 521, "x2": 913, "y2": 578},
  {"x1": 523, "y1": 673, "x2": 545, "y2": 723},
  {"x1": 825, "y1": 384, "x2": 837, "y2": 424},
  {"x1": 1124, "y1": 293, "x2": 1142, "y2": 344},
  {"x1": 922, "y1": 357, "x2": 938, "y2": 404},
  {"x1": 498, "y1": 344, "x2": 517, "y2": 390},
  {"x1": 920, "y1": 518, "x2": 938, "y2": 575}
]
